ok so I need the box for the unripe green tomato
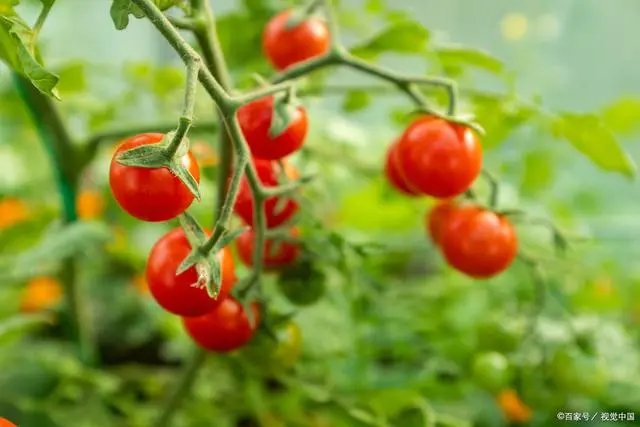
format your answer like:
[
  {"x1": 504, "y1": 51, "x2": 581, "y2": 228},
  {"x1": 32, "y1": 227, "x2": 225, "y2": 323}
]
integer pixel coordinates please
[
  {"x1": 271, "y1": 321, "x2": 302, "y2": 369},
  {"x1": 477, "y1": 318, "x2": 524, "y2": 353},
  {"x1": 548, "y1": 347, "x2": 609, "y2": 397},
  {"x1": 277, "y1": 261, "x2": 326, "y2": 306},
  {"x1": 471, "y1": 351, "x2": 512, "y2": 392}
]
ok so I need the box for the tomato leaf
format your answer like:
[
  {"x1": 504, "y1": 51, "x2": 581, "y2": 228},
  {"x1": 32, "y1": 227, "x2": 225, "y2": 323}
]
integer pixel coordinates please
[
  {"x1": 54, "y1": 61, "x2": 87, "y2": 94},
  {"x1": 434, "y1": 45, "x2": 505, "y2": 75},
  {"x1": 0, "y1": 15, "x2": 60, "y2": 99},
  {"x1": 520, "y1": 149, "x2": 555, "y2": 195},
  {"x1": 551, "y1": 113, "x2": 637, "y2": 178},
  {"x1": 350, "y1": 20, "x2": 430, "y2": 60},
  {"x1": 601, "y1": 97, "x2": 640, "y2": 136},
  {"x1": 268, "y1": 96, "x2": 299, "y2": 139},
  {"x1": 0, "y1": 313, "x2": 54, "y2": 344},
  {"x1": 342, "y1": 90, "x2": 371, "y2": 113},
  {"x1": 110, "y1": 0, "x2": 145, "y2": 30}
]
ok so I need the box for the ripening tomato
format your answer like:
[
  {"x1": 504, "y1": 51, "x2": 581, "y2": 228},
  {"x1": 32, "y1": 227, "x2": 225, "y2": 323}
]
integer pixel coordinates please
[
  {"x1": 440, "y1": 206, "x2": 517, "y2": 278},
  {"x1": 496, "y1": 389, "x2": 532, "y2": 424},
  {"x1": 182, "y1": 297, "x2": 260, "y2": 352},
  {"x1": 426, "y1": 200, "x2": 458, "y2": 245},
  {"x1": 236, "y1": 228, "x2": 301, "y2": 270},
  {"x1": 383, "y1": 140, "x2": 420, "y2": 196},
  {"x1": 0, "y1": 197, "x2": 30, "y2": 229},
  {"x1": 109, "y1": 133, "x2": 200, "y2": 222},
  {"x1": 233, "y1": 160, "x2": 299, "y2": 228},
  {"x1": 20, "y1": 277, "x2": 62, "y2": 313},
  {"x1": 238, "y1": 96, "x2": 308, "y2": 161},
  {"x1": 0, "y1": 418, "x2": 17, "y2": 427},
  {"x1": 395, "y1": 117, "x2": 482, "y2": 198},
  {"x1": 548, "y1": 347, "x2": 609, "y2": 397},
  {"x1": 146, "y1": 228, "x2": 237, "y2": 317},
  {"x1": 263, "y1": 10, "x2": 330, "y2": 71}
]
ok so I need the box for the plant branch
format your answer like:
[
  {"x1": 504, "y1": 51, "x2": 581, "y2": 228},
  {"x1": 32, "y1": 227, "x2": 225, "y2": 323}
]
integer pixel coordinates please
[
  {"x1": 166, "y1": 61, "x2": 199, "y2": 156},
  {"x1": 11, "y1": 73, "x2": 96, "y2": 366}
]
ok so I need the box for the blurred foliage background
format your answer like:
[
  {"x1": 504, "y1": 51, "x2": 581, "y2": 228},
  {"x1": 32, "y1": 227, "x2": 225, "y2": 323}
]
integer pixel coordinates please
[{"x1": 1, "y1": 0, "x2": 639, "y2": 426}]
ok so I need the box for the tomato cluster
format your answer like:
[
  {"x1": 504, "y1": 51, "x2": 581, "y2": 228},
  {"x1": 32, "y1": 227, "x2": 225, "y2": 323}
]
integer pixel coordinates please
[{"x1": 384, "y1": 117, "x2": 518, "y2": 278}]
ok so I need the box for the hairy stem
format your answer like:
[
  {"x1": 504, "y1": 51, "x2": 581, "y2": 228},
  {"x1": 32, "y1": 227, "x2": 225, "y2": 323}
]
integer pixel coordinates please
[{"x1": 11, "y1": 73, "x2": 96, "y2": 366}]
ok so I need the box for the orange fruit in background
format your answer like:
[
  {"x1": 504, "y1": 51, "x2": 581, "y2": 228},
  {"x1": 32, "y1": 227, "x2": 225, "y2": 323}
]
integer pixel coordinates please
[
  {"x1": 77, "y1": 190, "x2": 105, "y2": 220},
  {"x1": 0, "y1": 417, "x2": 17, "y2": 427},
  {"x1": 20, "y1": 277, "x2": 63, "y2": 313},
  {"x1": 0, "y1": 198, "x2": 30, "y2": 229},
  {"x1": 133, "y1": 273, "x2": 149, "y2": 295},
  {"x1": 496, "y1": 388, "x2": 532, "y2": 423},
  {"x1": 192, "y1": 140, "x2": 219, "y2": 167}
]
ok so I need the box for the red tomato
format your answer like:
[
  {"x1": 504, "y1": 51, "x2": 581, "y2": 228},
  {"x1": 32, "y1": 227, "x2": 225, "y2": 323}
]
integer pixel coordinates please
[
  {"x1": 426, "y1": 200, "x2": 458, "y2": 245},
  {"x1": 383, "y1": 140, "x2": 420, "y2": 196},
  {"x1": 236, "y1": 228, "x2": 300, "y2": 270},
  {"x1": 237, "y1": 96, "x2": 308, "y2": 161},
  {"x1": 233, "y1": 160, "x2": 299, "y2": 228},
  {"x1": 109, "y1": 133, "x2": 200, "y2": 222},
  {"x1": 263, "y1": 10, "x2": 330, "y2": 71},
  {"x1": 182, "y1": 297, "x2": 260, "y2": 352},
  {"x1": 146, "y1": 228, "x2": 237, "y2": 317},
  {"x1": 396, "y1": 117, "x2": 482, "y2": 198},
  {"x1": 0, "y1": 418, "x2": 16, "y2": 427},
  {"x1": 440, "y1": 206, "x2": 517, "y2": 278}
]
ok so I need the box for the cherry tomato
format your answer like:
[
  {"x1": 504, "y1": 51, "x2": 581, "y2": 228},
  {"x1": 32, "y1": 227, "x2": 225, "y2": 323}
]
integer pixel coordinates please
[
  {"x1": 426, "y1": 200, "x2": 458, "y2": 245},
  {"x1": 237, "y1": 96, "x2": 308, "y2": 161},
  {"x1": 233, "y1": 160, "x2": 299, "y2": 228},
  {"x1": 395, "y1": 117, "x2": 482, "y2": 198},
  {"x1": 277, "y1": 259, "x2": 326, "y2": 306},
  {"x1": 383, "y1": 139, "x2": 420, "y2": 196},
  {"x1": 109, "y1": 133, "x2": 200, "y2": 222},
  {"x1": 548, "y1": 347, "x2": 609, "y2": 397},
  {"x1": 146, "y1": 228, "x2": 237, "y2": 317},
  {"x1": 76, "y1": 190, "x2": 105, "y2": 221},
  {"x1": 477, "y1": 317, "x2": 525, "y2": 353},
  {"x1": 0, "y1": 418, "x2": 17, "y2": 427},
  {"x1": 236, "y1": 227, "x2": 301, "y2": 270},
  {"x1": 496, "y1": 389, "x2": 532, "y2": 424},
  {"x1": 263, "y1": 10, "x2": 330, "y2": 71},
  {"x1": 0, "y1": 198, "x2": 30, "y2": 229},
  {"x1": 440, "y1": 206, "x2": 517, "y2": 278},
  {"x1": 272, "y1": 321, "x2": 303, "y2": 368},
  {"x1": 182, "y1": 297, "x2": 260, "y2": 352},
  {"x1": 20, "y1": 277, "x2": 62, "y2": 313},
  {"x1": 471, "y1": 352, "x2": 512, "y2": 392}
]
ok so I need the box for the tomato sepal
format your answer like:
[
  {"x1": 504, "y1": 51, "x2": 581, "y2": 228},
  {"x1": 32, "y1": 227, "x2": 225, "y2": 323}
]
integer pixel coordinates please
[
  {"x1": 115, "y1": 134, "x2": 202, "y2": 201},
  {"x1": 268, "y1": 93, "x2": 302, "y2": 139}
]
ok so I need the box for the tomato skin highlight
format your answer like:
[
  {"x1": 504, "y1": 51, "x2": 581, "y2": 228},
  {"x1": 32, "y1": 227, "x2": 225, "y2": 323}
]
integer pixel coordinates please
[
  {"x1": 146, "y1": 228, "x2": 237, "y2": 317},
  {"x1": 263, "y1": 10, "x2": 330, "y2": 71},
  {"x1": 440, "y1": 206, "x2": 517, "y2": 278},
  {"x1": 383, "y1": 140, "x2": 420, "y2": 196},
  {"x1": 109, "y1": 133, "x2": 200, "y2": 222},
  {"x1": 236, "y1": 228, "x2": 301, "y2": 270},
  {"x1": 233, "y1": 160, "x2": 299, "y2": 228},
  {"x1": 426, "y1": 200, "x2": 458, "y2": 245},
  {"x1": 182, "y1": 297, "x2": 260, "y2": 352},
  {"x1": 237, "y1": 96, "x2": 308, "y2": 161},
  {"x1": 396, "y1": 117, "x2": 482, "y2": 198}
]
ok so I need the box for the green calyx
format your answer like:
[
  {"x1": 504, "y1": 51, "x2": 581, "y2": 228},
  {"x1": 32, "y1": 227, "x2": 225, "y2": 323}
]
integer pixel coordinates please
[
  {"x1": 268, "y1": 88, "x2": 301, "y2": 139},
  {"x1": 115, "y1": 131, "x2": 201, "y2": 201},
  {"x1": 176, "y1": 213, "x2": 249, "y2": 298}
]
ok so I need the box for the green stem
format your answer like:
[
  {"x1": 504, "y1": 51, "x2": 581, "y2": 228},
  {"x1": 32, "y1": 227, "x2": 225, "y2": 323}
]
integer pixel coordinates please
[
  {"x1": 165, "y1": 61, "x2": 199, "y2": 157},
  {"x1": 155, "y1": 348, "x2": 207, "y2": 427},
  {"x1": 11, "y1": 73, "x2": 96, "y2": 366}
]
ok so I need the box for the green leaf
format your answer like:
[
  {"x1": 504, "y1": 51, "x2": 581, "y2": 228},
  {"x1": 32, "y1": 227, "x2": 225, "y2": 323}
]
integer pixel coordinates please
[
  {"x1": 520, "y1": 149, "x2": 555, "y2": 195},
  {"x1": 54, "y1": 61, "x2": 87, "y2": 94},
  {"x1": 350, "y1": 20, "x2": 430, "y2": 60},
  {"x1": 0, "y1": 15, "x2": 60, "y2": 99},
  {"x1": 364, "y1": 0, "x2": 386, "y2": 14},
  {"x1": 0, "y1": 222, "x2": 111, "y2": 281},
  {"x1": 551, "y1": 113, "x2": 637, "y2": 178},
  {"x1": 0, "y1": 313, "x2": 53, "y2": 343},
  {"x1": 601, "y1": 97, "x2": 640, "y2": 135},
  {"x1": 435, "y1": 45, "x2": 504, "y2": 75},
  {"x1": 342, "y1": 90, "x2": 371, "y2": 112},
  {"x1": 110, "y1": 0, "x2": 144, "y2": 30},
  {"x1": 268, "y1": 95, "x2": 299, "y2": 138}
]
